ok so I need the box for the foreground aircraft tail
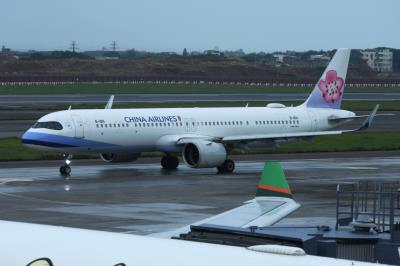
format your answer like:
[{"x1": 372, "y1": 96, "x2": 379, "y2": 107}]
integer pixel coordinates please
[
  {"x1": 303, "y1": 48, "x2": 351, "y2": 109},
  {"x1": 256, "y1": 161, "x2": 292, "y2": 199}
]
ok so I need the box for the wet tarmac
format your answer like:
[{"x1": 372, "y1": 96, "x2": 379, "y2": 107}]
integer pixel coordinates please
[{"x1": 0, "y1": 152, "x2": 399, "y2": 235}]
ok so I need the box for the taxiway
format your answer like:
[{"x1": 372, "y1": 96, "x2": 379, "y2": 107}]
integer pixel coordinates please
[{"x1": 0, "y1": 151, "x2": 399, "y2": 235}]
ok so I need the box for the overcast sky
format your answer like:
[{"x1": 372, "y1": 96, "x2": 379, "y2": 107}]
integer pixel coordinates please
[{"x1": 1, "y1": 0, "x2": 398, "y2": 52}]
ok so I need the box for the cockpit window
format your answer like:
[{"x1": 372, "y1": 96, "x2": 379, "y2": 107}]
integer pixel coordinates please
[{"x1": 32, "y1": 121, "x2": 63, "y2": 130}]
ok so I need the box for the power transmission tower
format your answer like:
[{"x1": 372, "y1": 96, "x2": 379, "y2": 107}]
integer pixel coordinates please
[
  {"x1": 110, "y1": 41, "x2": 118, "y2": 52},
  {"x1": 70, "y1": 41, "x2": 78, "y2": 53}
]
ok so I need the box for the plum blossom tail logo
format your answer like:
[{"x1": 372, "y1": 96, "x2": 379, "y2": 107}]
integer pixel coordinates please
[{"x1": 318, "y1": 70, "x2": 344, "y2": 104}]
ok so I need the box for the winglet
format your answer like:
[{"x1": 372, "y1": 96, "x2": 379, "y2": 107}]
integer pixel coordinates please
[
  {"x1": 360, "y1": 104, "x2": 379, "y2": 130},
  {"x1": 105, "y1": 95, "x2": 114, "y2": 109},
  {"x1": 344, "y1": 104, "x2": 380, "y2": 133},
  {"x1": 256, "y1": 161, "x2": 293, "y2": 198}
]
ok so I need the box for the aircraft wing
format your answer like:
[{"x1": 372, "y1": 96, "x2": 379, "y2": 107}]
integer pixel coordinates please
[
  {"x1": 194, "y1": 197, "x2": 299, "y2": 228},
  {"x1": 222, "y1": 104, "x2": 380, "y2": 143},
  {"x1": 221, "y1": 130, "x2": 343, "y2": 143},
  {"x1": 153, "y1": 161, "x2": 300, "y2": 238}
]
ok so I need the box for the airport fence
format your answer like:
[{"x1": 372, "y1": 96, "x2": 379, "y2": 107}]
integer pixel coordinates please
[{"x1": 0, "y1": 76, "x2": 399, "y2": 87}]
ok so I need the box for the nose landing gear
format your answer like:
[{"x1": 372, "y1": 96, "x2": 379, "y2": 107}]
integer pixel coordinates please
[{"x1": 60, "y1": 154, "x2": 72, "y2": 176}]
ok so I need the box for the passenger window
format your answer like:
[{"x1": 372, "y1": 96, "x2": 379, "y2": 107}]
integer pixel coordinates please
[
  {"x1": 100, "y1": 124, "x2": 104, "y2": 128},
  {"x1": 96, "y1": 124, "x2": 99, "y2": 128}
]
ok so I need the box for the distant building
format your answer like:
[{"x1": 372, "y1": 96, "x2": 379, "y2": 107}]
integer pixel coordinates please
[
  {"x1": 273, "y1": 54, "x2": 286, "y2": 63},
  {"x1": 361, "y1": 48, "x2": 393, "y2": 72},
  {"x1": 310, "y1": 54, "x2": 330, "y2": 62},
  {"x1": 204, "y1": 49, "x2": 223, "y2": 56},
  {"x1": 393, "y1": 49, "x2": 400, "y2": 72}
]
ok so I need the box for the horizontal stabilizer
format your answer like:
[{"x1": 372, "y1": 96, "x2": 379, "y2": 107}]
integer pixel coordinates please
[{"x1": 343, "y1": 104, "x2": 379, "y2": 132}]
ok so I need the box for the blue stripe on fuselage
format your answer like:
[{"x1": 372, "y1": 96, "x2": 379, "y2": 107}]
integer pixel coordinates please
[{"x1": 21, "y1": 131, "x2": 119, "y2": 148}]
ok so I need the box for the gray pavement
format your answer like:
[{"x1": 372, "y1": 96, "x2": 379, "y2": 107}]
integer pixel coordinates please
[
  {"x1": 0, "y1": 93, "x2": 399, "y2": 105},
  {"x1": 0, "y1": 152, "x2": 399, "y2": 235}
]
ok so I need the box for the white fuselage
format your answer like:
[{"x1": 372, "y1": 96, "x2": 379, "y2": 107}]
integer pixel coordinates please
[{"x1": 22, "y1": 105, "x2": 354, "y2": 154}]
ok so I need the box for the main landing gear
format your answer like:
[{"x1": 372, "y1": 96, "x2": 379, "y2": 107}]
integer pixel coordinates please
[
  {"x1": 161, "y1": 155, "x2": 179, "y2": 170},
  {"x1": 217, "y1": 159, "x2": 235, "y2": 174},
  {"x1": 60, "y1": 154, "x2": 72, "y2": 176}
]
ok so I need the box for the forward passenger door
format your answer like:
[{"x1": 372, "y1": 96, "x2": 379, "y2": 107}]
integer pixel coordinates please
[{"x1": 71, "y1": 114, "x2": 85, "y2": 138}]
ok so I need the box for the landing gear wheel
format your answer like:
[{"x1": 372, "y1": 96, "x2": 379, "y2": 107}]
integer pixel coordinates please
[
  {"x1": 161, "y1": 156, "x2": 179, "y2": 170},
  {"x1": 60, "y1": 165, "x2": 71, "y2": 175},
  {"x1": 217, "y1": 159, "x2": 235, "y2": 173}
]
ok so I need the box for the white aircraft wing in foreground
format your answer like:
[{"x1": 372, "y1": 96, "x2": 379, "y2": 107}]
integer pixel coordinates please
[{"x1": 155, "y1": 161, "x2": 300, "y2": 238}]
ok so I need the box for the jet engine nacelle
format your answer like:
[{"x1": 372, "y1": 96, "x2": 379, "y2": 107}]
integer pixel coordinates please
[
  {"x1": 100, "y1": 153, "x2": 141, "y2": 163},
  {"x1": 182, "y1": 140, "x2": 226, "y2": 168}
]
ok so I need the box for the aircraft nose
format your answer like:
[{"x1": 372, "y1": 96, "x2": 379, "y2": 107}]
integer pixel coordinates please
[{"x1": 21, "y1": 129, "x2": 32, "y2": 145}]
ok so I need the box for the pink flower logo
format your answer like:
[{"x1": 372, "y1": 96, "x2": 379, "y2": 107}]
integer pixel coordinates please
[{"x1": 318, "y1": 70, "x2": 344, "y2": 104}]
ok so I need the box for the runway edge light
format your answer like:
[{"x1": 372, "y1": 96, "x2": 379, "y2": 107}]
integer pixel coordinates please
[{"x1": 256, "y1": 161, "x2": 293, "y2": 199}]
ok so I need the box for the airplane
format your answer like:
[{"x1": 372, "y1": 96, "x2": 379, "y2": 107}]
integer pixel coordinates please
[
  {"x1": 0, "y1": 162, "x2": 383, "y2": 265},
  {"x1": 22, "y1": 48, "x2": 379, "y2": 175}
]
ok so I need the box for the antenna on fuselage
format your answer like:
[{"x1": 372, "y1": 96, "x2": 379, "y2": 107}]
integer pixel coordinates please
[
  {"x1": 105, "y1": 95, "x2": 114, "y2": 109},
  {"x1": 245, "y1": 103, "x2": 249, "y2": 107},
  {"x1": 68, "y1": 105, "x2": 72, "y2": 110}
]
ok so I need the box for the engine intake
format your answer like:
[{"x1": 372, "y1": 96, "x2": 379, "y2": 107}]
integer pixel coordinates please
[
  {"x1": 182, "y1": 140, "x2": 226, "y2": 168},
  {"x1": 100, "y1": 153, "x2": 141, "y2": 163}
]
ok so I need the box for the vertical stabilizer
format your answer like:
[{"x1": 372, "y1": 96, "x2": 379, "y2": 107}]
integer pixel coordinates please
[
  {"x1": 304, "y1": 48, "x2": 351, "y2": 109},
  {"x1": 256, "y1": 161, "x2": 292, "y2": 198}
]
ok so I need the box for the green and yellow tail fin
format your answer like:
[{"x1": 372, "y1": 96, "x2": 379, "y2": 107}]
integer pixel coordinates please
[{"x1": 256, "y1": 161, "x2": 293, "y2": 198}]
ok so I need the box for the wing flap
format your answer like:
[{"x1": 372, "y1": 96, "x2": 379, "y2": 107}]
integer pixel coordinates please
[
  {"x1": 200, "y1": 197, "x2": 300, "y2": 228},
  {"x1": 222, "y1": 130, "x2": 343, "y2": 142}
]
